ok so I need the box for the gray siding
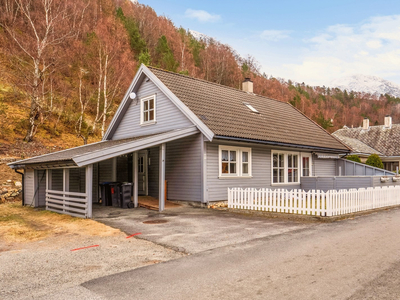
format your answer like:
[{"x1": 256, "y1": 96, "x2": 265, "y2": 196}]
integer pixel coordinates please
[
  {"x1": 313, "y1": 157, "x2": 336, "y2": 177},
  {"x1": 206, "y1": 141, "x2": 301, "y2": 202},
  {"x1": 302, "y1": 176, "x2": 400, "y2": 192},
  {"x1": 92, "y1": 163, "x2": 99, "y2": 202},
  {"x1": 24, "y1": 169, "x2": 35, "y2": 206},
  {"x1": 148, "y1": 147, "x2": 159, "y2": 198},
  {"x1": 166, "y1": 133, "x2": 202, "y2": 201},
  {"x1": 116, "y1": 155, "x2": 130, "y2": 182},
  {"x1": 98, "y1": 159, "x2": 114, "y2": 183},
  {"x1": 36, "y1": 170, "x2": 46, "y2": 206},
  {"x1": 112, "y1": 79, "x2": 193, "y2": 140},
  {"x1": 51, "y1": 169, "x2": 63, "y2": 191},
  {"x1": 69, "y1": 168, "x2": 86, "y2": 193}
]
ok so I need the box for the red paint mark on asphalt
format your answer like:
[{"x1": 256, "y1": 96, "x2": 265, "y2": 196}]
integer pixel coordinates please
[
  {"x1": 126, "y1": 233, "x2": 142, "y2": 239},
  {"x1": 70, "y1": 245, "x2": 100, "y2": 251}
]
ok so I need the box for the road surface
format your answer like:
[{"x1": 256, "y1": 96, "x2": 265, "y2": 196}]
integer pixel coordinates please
[{"x1": 79, "y1": 208, "x2": 400, "y2": 299}]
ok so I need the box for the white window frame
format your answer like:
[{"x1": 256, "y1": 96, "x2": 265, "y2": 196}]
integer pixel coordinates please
[
  {"x1": 140, "y1": 94, "x2": 156, "y2": 126},
  {"x1": 218, "y1": 145, "x2": 252, "y2": 178},
  {"x1": 301, "y1": 153, "x2": 312, "y2": 177},
  {"x1": 271, "y1": 150, "x2": 301, "y2": 185}
]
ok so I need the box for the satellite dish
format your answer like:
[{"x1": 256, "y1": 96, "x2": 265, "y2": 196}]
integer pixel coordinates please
[{"x1": 129, "y1": 92, "x2": 136, "y2": 99}]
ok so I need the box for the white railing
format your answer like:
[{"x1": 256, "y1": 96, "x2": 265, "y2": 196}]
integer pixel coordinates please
[
  {"x1": 46, "y1": 189, "x2": 88, "y2": 218},
  {"x1": 228, "y1": 186, "x2": 400, "y2": 217}
]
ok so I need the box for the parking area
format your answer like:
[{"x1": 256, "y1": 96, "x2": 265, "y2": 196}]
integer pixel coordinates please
[{"x1": 93, "y1": 204, "x2": 314, "y2": 254}]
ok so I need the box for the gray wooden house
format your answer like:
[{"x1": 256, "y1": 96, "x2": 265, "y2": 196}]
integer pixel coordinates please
[{"x1": 10, "y1": 64, "x2": 371, "y2": 218}]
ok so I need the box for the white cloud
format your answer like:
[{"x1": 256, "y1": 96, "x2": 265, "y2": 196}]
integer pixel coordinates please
[
  {"x1": 184, "y1": 9, "x2": 221, "y2": 23},
  {"x1": 280, "y1": 15, "x2": 400, "y2": 85},
  {"x1": 260, "y1": 30, "x2": 291, "y2": 41}
]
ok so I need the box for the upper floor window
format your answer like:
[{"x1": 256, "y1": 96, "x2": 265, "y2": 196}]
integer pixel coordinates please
[
  {"x1": 140, "y1": 95, "x2": 156, "y2": 125},
  {"x1": 219, "y1": 145, "x2": 252, "y2": 178}
]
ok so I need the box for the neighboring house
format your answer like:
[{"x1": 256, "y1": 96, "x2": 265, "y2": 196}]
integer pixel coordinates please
[
  {"x1": 333, "y1": 117, "x2": 400, "y2": 173},
  {"x1": 9, "y1": 64, "x2": 358, "y2": 217}
]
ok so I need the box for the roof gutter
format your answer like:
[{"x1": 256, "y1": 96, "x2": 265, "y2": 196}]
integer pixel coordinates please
[{"x1": 214, "y1": 135, "x2": 351, "y2": 153}]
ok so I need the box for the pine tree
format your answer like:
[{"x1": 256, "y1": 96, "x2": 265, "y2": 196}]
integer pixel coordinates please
[{"x1": 156, "y1": 35, "x2": 178, "y2": 72}]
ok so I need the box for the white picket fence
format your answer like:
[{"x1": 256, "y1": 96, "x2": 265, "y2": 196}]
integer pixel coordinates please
[
  {"x1": 46, "y1": 189, "x2": 89, "y2": 218},
  {"x1": 228, "y1": 186, "x2": 400, "y2": 217}
]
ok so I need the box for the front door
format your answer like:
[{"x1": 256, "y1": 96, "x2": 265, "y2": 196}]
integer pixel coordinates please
[{"x1": 138, "y1": 151, "x2": 148, "y2": 195}]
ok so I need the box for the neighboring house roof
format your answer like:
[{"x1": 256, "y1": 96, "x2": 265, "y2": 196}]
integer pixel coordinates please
[
  {"x1": 8, "y1": 127, "x2": 198, "y2": 168},
  {"x1": 333, "y1": 124, "x2": 400, "y2": 157},
  {"x1": 146, "y1": 66, "x2": 349, "y2": 152},
  {"x1": 332, "y1": 135, "x2": 383, "y2": 156}
]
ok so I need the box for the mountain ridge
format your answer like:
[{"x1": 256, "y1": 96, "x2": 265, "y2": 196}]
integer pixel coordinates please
[{"x1": 330, "y1": 74, "x2": 400, "y2": 98}]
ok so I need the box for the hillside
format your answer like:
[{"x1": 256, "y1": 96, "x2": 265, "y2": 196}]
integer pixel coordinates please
[{"x1": 1, "y1": 0, "x2": 400, "y2": 159}]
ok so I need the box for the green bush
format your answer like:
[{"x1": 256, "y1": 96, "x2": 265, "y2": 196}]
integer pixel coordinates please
[
  {"x1": 365, "y1": 154, "x2": 384, "y2": 169},
  {"x1": 346, "y1": 155, "x2": 361, "y2": 163}
]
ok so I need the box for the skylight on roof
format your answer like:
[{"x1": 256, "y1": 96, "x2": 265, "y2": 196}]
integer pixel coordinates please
[{"x1": 243, "y1": 102, "x2": 259, "y2": 113}]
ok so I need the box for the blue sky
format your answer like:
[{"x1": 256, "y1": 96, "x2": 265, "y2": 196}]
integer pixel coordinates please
[{"x1": 139, "y1": 0, "x2": 400, "y2": 86}]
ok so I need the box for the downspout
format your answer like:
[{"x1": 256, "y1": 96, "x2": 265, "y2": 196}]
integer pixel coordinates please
[{"x1": 14, "y1": 169, "x2": 24, "y2": 206}]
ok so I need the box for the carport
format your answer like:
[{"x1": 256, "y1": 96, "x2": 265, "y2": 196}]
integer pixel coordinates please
[{"x1": 8, "y1": 127, "x2": 199, "y2": 218}]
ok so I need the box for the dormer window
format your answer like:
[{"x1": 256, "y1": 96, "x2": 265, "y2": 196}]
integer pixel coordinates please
[
  {"x1": 140, "y1": 95, "x2": 156, "y2": 125},
  {"x1": 243, "y1": 102, "x2": 259, "y2": 113}
]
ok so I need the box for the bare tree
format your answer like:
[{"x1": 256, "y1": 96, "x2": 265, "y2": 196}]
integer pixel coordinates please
[{"x1": 0, "y1": 0, "x2": 87, "y2": 141}]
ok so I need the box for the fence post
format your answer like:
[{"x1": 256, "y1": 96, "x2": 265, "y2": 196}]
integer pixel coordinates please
[{"x1": 326, "y1": 191, "x2": 332, "y2": 217}]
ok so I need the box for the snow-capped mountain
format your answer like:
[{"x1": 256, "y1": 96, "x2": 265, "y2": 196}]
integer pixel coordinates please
[
  {"x1": 189, "y1": 30, "x2": 211, "y2": 41},
  {"x1": 329, "y1": 74, "x2": 400, "y2": 98}
]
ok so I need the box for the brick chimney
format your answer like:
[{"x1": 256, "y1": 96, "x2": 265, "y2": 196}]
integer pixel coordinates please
[
  {"x1": 242, "y1": 78, "x2": 253, "y2": 93},
  {"x1": 362, "y1": 118, "x2": 369, "y2": 130},
  {"x1": 384, "y1": 115, "x2": 392, "y2": 128}
]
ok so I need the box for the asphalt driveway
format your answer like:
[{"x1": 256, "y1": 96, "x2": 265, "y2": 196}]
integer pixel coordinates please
[{"x1": 93, "y1": 204, "x2": 313, "y2": 254}]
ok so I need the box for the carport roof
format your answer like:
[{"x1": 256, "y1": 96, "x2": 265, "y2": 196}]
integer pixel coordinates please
[{"x1": 8, "y1": 126, "x2": 199, "y2": 169}]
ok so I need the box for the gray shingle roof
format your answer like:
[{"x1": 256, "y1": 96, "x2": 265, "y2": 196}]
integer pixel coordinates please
[
  {"x1": 332, "y1": 135, "x2": 383, "y2": 155},
  {"x1": 333, "y1": 124, "x2": 400, "y2": 157},
  {"x1": 9, "y1": 135, "x2": 151, "y2": 167},
  {"x1": 148, "y1": 67, "x2": 349, "y2": 152}
]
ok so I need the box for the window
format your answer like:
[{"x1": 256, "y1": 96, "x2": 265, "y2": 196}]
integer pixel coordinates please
[
  {"x1": 219, "y1": 146, "x2": 252, "y2": 177},
  {"x1": 301, "y1": 153, "x2": 312, "y2": 177},
  {"x1": 287, "y1": 154, "x2": 299, "y2": 182},
  {"x1": 272, "y1": 151, "x2": 301, "y2": 184},
  {"x1": 138, "y1": 156, "x2": 144, "y2": 173},
  {"x1": 243, "y1": 102, "x2": 259, "y2": 113},
  {"x1": 140, "y1": 95, "x2": 156, "y2": 125}
]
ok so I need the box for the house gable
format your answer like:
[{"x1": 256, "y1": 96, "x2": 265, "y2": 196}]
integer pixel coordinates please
[{"x1": 104, "y1": 65, "x2": 214, "y2": 141}]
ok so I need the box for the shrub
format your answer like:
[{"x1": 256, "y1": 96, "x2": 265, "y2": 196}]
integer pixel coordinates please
[
  {"x1": 365, "y1": 154, "x2": 384, "y2": 169},
  {"x1": 346, "y1": 155, "x2": 361, "y2": 163}
]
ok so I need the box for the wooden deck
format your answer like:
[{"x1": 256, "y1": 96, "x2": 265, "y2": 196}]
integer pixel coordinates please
[{"x1": 138, "y1": 196, "x2": 181, "y2": 210}]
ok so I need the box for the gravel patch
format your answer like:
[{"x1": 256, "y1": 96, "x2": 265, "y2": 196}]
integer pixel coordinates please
[{"x1": 0, "y1": 233, "x2": 185, "y2": 299}]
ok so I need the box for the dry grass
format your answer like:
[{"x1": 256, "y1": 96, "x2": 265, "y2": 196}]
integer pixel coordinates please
[{"x1": 0, "y1": 201, "x2": 121, "y2": 243}]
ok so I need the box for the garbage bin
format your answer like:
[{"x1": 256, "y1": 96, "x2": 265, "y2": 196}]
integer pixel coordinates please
[
  {"x1": 109, "y1": 182, "x2": 121, "y2": 208},
  {"x1": 99, "y1": 182, "x2": 113, "y2": 206},
  {"x1": 120, "y1": 183, "x2": 133, "y2": 209}
]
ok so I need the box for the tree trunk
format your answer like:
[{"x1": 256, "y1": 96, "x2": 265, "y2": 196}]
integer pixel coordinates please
[{"x1": 101, "y1": 53, "x2": 108, "y2": 137}]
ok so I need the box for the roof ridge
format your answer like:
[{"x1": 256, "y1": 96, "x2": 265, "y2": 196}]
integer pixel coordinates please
[{"x1": 146, "y1": 66, "x2": 287, "y2": 105}]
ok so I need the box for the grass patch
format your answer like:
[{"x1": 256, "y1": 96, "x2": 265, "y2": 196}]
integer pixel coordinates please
[{"x1": 0, "y1": 201, "x2": 121, "y2": 243}]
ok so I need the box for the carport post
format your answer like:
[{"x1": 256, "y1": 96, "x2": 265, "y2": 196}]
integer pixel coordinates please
[
  {"x1": 86, "y1": 164, "x2": 93, "y2": 218},
  {"x1": 133, "y1": 152, "x2": 138, "y2": 208},
  {"x1": 159, "y1": 143, "x2": 166, "y2": 212}
]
